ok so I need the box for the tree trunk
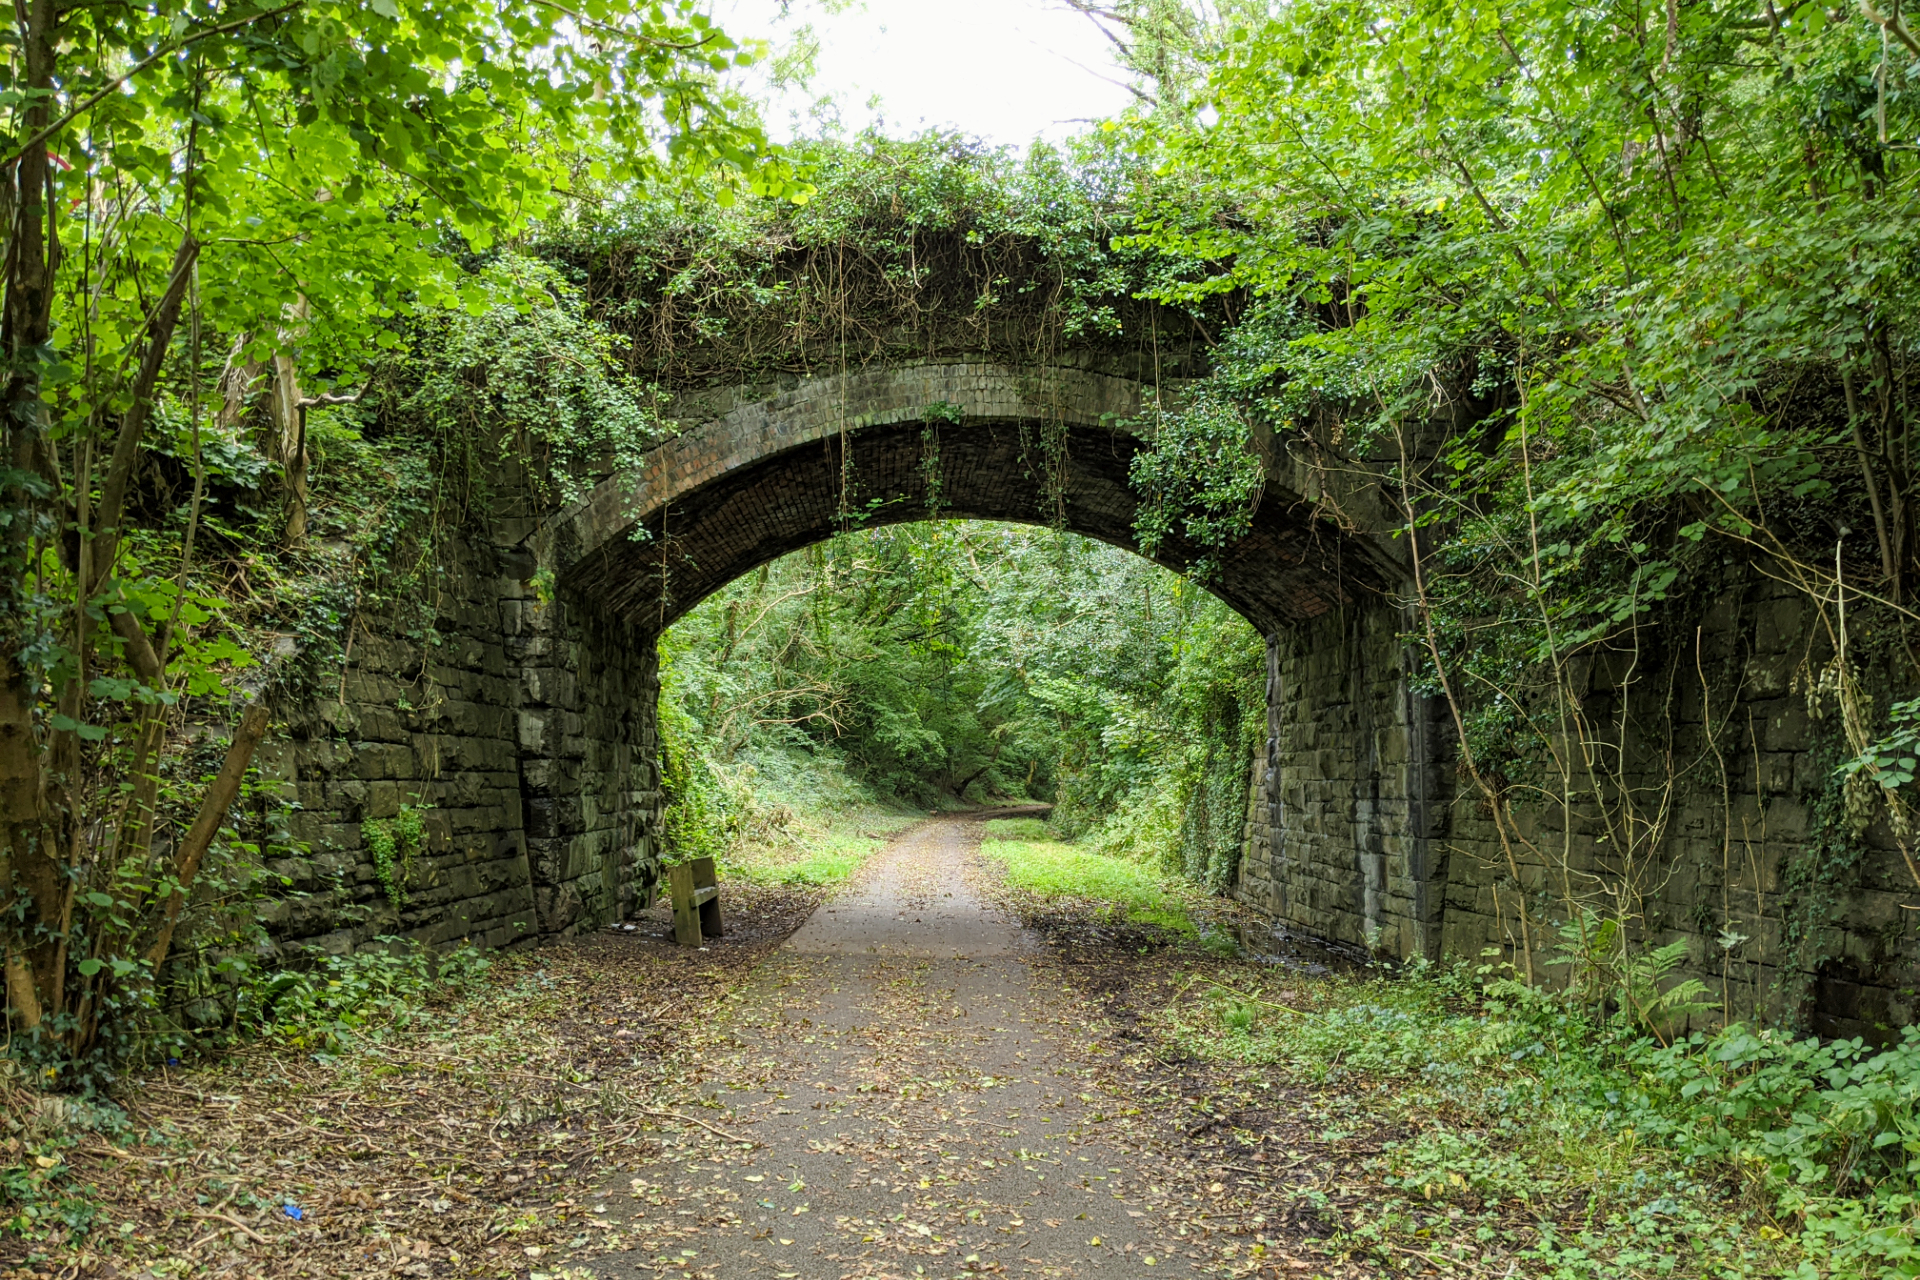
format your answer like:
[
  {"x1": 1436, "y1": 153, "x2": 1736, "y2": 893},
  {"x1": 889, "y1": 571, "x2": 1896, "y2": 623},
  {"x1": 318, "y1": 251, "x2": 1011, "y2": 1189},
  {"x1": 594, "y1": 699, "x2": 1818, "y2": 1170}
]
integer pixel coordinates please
[
  {"x1": 270, "y1": 301, "x2": 310, "y2": 542},
  {"x1": 1, "y1": 0, "x2": 66, "y2": 1029}
]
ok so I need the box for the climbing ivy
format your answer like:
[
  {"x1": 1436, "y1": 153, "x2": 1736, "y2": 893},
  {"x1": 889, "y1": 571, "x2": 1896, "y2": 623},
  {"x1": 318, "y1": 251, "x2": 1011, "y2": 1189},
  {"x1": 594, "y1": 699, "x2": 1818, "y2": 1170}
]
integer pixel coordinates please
[
  {"x1": 537, "y1": 133, "x2": 1230, "y2": 392},
  {"x1": 362, "y1": 805, "x2": 430, "y2": 910}
]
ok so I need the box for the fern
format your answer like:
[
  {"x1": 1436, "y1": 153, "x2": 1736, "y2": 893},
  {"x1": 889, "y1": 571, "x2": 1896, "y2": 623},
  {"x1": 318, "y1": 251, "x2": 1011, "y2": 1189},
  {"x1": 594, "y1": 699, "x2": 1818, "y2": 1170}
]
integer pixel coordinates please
[{"x1": 1549, "y1": 908, "x2": 1717, "y2": 1043}]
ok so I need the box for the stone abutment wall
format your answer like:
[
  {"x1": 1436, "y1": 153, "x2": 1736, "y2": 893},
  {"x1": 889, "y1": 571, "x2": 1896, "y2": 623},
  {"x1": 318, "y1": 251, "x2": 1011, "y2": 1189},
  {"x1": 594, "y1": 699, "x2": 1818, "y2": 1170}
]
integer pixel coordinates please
[
  {"x1": 234, "y1": 536, "x2": 662, "y2": 975},
  {"x1": 1235, "y1": 576, "x2": 1920, "y2": 1040}
]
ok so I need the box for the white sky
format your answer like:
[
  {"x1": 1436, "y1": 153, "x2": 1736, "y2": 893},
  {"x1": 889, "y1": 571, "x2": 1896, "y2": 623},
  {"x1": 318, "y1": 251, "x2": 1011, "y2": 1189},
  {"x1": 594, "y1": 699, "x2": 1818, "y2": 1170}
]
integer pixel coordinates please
[{"x1": 709, "y1": 0, "x2": 1138, "y2": 146}]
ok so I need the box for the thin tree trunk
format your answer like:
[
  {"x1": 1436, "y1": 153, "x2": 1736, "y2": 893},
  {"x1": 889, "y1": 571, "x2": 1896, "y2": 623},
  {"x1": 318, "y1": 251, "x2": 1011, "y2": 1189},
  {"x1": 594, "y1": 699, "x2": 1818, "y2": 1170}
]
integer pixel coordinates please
[
  {"x1": 1844, "y1": 368, "x2": 1896, "y2": 589},
  {"x1": 142, "y1": 703, "x2": 272, "y2": 973},
  {"x1": 1, "y1": 0, "x2": 67, "y2": 1028},
  {"x1": 87, "y1": 236, "x2": 200, "y2": 593},
  {"x1": 271, "y1": 300, "x2": 310, "y2": 541}
]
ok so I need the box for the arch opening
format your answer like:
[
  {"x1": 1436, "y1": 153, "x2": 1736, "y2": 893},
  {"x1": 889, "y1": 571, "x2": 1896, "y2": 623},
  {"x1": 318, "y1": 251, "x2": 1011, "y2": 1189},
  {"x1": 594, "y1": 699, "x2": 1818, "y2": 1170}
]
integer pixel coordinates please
[
  {"x1": 507, "y1": 360, "x2": 1409, "y2": 945},
  {"x1": 654, "y1": 516, "x2": 1266, "y2": 888}
]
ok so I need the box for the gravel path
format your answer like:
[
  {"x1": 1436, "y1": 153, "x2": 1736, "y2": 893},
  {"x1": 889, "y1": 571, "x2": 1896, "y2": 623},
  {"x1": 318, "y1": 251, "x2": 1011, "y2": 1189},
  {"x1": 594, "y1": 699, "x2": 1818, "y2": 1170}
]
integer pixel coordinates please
[{"x1": 587, "y1": 814, "x2": 1188, "y2": 1280}]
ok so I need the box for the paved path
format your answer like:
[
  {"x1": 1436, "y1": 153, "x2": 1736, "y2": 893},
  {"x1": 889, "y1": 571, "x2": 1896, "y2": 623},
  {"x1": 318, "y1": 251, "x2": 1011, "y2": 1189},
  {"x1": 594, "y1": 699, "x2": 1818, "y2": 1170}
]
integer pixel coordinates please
[{"x1": 589, "y1": 816, "x2": 1186, "y2": 1280}]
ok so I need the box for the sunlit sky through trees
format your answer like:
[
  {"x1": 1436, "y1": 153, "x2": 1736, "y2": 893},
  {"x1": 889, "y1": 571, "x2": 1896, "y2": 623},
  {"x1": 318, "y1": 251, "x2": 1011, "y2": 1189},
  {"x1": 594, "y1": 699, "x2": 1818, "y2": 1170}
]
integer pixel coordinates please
[{"x1": 711, "y1": 0, "x2": 1136, "y2": 144}]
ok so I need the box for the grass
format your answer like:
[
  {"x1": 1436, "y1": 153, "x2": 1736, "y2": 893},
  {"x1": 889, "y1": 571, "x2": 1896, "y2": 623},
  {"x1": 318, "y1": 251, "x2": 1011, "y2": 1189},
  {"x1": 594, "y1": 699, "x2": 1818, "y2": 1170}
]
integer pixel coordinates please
[
  {"x1": 684, "y1": 747, "x2": 922, "y2": 888},
  {"x1": 981, "y1": 817, "x2": 1053, "y2": 840},
  {"x1": 727, "y1": 820, "x2": 914, "y2": 887},
  {"x1": 978, "y1": 829, "x2": 1197, "y2": 935}
]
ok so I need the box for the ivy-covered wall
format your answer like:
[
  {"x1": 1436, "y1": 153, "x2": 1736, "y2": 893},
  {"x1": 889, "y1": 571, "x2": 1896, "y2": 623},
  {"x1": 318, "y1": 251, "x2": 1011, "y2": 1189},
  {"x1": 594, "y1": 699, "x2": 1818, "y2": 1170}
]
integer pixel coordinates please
[{"x1": 234, "y1": 449, "x2": 1920, "y2": 1046}]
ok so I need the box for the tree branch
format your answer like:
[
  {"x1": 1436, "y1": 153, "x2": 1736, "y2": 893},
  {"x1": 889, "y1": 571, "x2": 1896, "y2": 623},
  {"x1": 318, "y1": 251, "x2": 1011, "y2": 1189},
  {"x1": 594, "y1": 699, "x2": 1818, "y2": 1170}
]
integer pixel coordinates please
[
  {"x1": 88, "y1": 234, "x2": 199, "y2": 595},
  {"x1": 1863, "y1": 0, "x2": 1920, "y2": 60},
  {"x1": 144, "y1": 703, "x2": 271, "y2": 971},
  {"x1": 0, "y1": 3, "x2": 305, "y2": 169}
]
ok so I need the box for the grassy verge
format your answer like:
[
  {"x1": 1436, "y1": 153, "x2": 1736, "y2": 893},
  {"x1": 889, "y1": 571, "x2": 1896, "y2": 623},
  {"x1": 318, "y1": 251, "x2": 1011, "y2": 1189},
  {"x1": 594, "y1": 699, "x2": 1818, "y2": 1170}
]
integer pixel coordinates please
[
  {"x1": 1158, "y1": 965, "x2": 1807, "y2": 1278},
  {"x1": 995, "y1": 847, "x2": 1905, "y2": 1278},
  {"x1": 663, "y1": 742, "x2": 920, "y2": 889},
  {"x1": 978, "y1": 820, "x2": 1199, "y2": 935},
  {"x1": 1050, "y1": 929, "x2": 1901, "y2": 1276},
  {"x1": 721, "y1": 809, "x2": 918, "y2": 888}
]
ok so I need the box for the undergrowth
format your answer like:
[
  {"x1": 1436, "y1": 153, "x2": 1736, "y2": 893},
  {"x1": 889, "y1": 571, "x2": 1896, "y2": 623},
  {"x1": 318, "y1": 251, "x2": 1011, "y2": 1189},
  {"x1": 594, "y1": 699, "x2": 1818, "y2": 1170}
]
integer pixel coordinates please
[
  {"x1": 979, "y1": 825, "x2": 1198, "y2": 936},
  {"x1": 723, "y1": 822, "x2": 914, "y2": 889},
  {"x1": 240, "y1": 939, "x2": 493, "y2": 1057},
  {"x1": 1158, "y1": 961, "x2": 1920, "y2": 1278},
  {"x1": 660, "y1": 735, "x2": 918, "y2": 888},
  {"x1": 1, "y1": 939, "x2": 495, "y2": 1262}
]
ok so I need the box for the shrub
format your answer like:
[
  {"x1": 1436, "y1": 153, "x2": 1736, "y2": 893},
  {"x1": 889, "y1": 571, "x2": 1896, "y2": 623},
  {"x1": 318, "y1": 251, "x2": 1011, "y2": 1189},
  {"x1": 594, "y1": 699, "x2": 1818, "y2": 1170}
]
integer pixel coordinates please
[{"x1": 243, "y1": 940, "x2": 491, "y2": 1055}]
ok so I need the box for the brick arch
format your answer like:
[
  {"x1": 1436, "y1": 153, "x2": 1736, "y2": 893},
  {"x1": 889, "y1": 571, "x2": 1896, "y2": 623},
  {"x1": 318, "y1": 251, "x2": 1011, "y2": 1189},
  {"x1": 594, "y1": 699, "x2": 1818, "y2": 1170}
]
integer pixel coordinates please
[{"x1": 530, "y1": 360, "x2": 1395, "y2": 634}]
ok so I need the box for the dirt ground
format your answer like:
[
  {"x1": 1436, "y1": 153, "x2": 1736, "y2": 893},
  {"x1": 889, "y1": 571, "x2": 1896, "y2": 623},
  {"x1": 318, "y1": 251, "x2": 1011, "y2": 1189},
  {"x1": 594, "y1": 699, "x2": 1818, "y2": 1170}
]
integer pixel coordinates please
[
  {"x1": 581, "y1": 812, "x2": 1344, "y2": 1280},
  {"x1": 3, "y1": 813, "x2": 1374, "y2": 1280}
]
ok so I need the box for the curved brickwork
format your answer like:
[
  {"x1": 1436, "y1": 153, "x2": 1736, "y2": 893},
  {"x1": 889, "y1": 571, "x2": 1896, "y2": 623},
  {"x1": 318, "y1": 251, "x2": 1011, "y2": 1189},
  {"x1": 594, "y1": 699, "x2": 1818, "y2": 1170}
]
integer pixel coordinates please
[{"x1": 527, "y1": 361, "x2": 1400, "y2": 635}]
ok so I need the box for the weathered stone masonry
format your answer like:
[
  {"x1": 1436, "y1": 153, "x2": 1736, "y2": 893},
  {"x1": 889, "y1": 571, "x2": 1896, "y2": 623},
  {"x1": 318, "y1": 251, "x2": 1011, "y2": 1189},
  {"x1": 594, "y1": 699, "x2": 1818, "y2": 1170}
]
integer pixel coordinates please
[
  {"x1": 1238, "y1": 604, "x2": 1445, "y2": 963},
  {"x1": 251, "y1": 535, "x2": 661, "y2": 962},
  {"x1": 1235, "y1": 580, "x2": 1920, "y2": 1039}
]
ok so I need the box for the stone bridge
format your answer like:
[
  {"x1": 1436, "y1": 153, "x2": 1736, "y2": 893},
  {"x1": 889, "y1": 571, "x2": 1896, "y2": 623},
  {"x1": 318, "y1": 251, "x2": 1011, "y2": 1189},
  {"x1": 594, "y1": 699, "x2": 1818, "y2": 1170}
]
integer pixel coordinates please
[
  {"x1": 262, "y1": 358, "x2": 1917, "y2": 1039},
  {"x1": 527, "y1": 360, "x2": 1399, "y2": 631}
]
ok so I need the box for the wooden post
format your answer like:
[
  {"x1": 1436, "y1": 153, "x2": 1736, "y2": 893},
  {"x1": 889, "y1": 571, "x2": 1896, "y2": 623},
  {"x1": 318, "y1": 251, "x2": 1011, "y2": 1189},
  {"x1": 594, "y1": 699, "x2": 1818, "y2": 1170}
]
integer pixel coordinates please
[
  {"x1": 692, "y1": 856, "x2": 722, "y2": 939},
  {"x1": 670, "y1": 863, "x2": 701, "y2": 947}
]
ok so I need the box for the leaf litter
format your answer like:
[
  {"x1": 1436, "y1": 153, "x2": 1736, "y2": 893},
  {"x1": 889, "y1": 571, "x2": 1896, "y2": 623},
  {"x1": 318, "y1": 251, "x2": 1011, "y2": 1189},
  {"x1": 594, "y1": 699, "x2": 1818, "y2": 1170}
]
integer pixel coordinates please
[{"x1": 8, "y1": 816, "x2": 1494, "y2": 1280}]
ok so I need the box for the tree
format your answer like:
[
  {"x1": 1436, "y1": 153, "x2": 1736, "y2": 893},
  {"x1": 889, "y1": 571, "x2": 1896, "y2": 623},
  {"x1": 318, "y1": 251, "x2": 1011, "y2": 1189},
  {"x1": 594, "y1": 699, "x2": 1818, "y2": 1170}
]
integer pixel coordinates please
[
  {"x1": 0, "y1": 0, "x2": 802, "y2": 1081},
  {"x1": 1120, "y1": 0, "x2": 1920, "y2": 977}
]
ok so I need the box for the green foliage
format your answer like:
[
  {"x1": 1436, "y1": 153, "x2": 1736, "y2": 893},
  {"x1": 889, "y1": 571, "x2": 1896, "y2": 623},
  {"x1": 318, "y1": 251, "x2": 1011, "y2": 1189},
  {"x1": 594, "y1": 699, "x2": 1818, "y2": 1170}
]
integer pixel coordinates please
[
  {"x1": 1126, "y1": 0, "x2": 1920, "y2": 525},
  {"x1": 1842, "y1": 696, "x2": 1920, "y2": 792},
  {"x1": 1128, "y1": 381, "x2": 1272, "y2": 578},
  {"x1": 1547, "y1": 910, "x2": 1717, "y2": 1043},
  {"x1": 381, "y1": 255, "x2": 675, "y2": 517},
  {"x1": 979, "y1": 834, "x2": 1195, "y2": 935},
  {"x1": 1780, "y1": 738, "x2": 1879, "y2": 1016},
  {"x1": 0, "y1": 0, "x2": 798, "y2": 1082},
  {"x1": 661, "y1": 523, "x2": 1059, "y2": 811},
  {"x1": 657, "y1": 519, "x2": 1261, "y2": 894},
  {"x1": 656, "y1": 658, "x2": 916, "y2": 886},
  {"x1": 734, "y1": 831, "x2": 899, "y2": 888},
  {"x1": 1086, "y1": 0, "x2": 1920, "y2": 1037},
  {"x1": 1171, "y1": 961, "x2": 1920, "y2": 1276},
  {"x1": 981, "y1": 818, "x2": 1054, "y2": 841},
  {"x1": 242, "y1": 940, "x2": 491, "y2": 1057},
  {"x1": 361, "y1": 804, "x2": 430, "y2": 909},
  {"x1": 536, "y1": 131, "x2": 1227, "y2": 387},
  {"x1": 0, "y1": 1084, "x2": 125, "y2": 1244}
]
